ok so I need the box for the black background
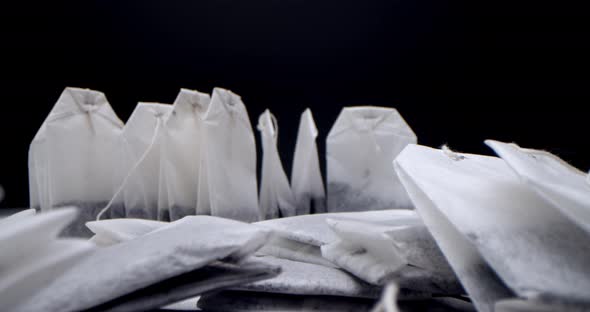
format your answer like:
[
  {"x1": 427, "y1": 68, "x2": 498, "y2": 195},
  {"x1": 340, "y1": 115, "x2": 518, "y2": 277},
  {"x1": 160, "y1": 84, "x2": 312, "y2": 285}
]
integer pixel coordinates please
[{"x1": 1, "y1": 1, "x2": 589, "y2": 208}]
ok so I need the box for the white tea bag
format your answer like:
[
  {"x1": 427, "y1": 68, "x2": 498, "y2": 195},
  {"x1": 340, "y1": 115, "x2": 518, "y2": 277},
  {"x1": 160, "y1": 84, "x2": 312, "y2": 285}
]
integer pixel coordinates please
[
  {"x1": 258, "y1": 109, "x2": 296, "y2": 219},
  {"x1": 0, "y1": 208, "x2": 95, "y2": 310},
  {"x1": 326, "y1": 106, "x2": 416, "y2": 212},
  {"x1": 19, "y1": 216, "x2": 271, "y2": 312},
  {"x1": 29, "y1": 87, "x2": 124, "y2": 236},
  {"x1": 86, "y1": 218, "x2": 167, "y2": 246},
  {"x1": 158, "y1": 89, "x2": 210, "y2": 221},
  {"x1": 102, "y1": 102, "x2": 171, "y2": 220},
  {"x1": 486, "y1": 140, "x2": 590, "y2": 235},
  {"x1": 291, "y1": 108, "x2": 326, "y2": 215},
  {"x1": 197, "y1": 88, "x2": 259, "y2": 222},
  {"x1": 396, "y1": 144, "x2": 590, "y2": 308}
]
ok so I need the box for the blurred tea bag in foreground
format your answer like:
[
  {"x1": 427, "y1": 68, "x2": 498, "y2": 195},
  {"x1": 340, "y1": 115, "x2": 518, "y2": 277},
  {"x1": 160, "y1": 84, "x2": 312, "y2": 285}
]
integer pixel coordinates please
[
  {"x1": 29, "y1": 87, "x2": 124, "y2": 237},
  {"x1": 327, "y1": 106, "x2": 416, "y2": 212}
]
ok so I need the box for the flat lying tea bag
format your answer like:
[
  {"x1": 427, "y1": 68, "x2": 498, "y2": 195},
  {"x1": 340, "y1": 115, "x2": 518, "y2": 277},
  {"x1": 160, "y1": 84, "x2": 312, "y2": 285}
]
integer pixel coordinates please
[
  {"x1": 197, "y1": 88, "x2": 259, "y2": 222},
  {"x1": 234, "y1": 255, "x2": 383, "y2": 298},
  {"x1": 486, "y1": 140, "x2": 590, "y2": 235},
  {"x1": 102, "y1": 102, "x2": 171, "y2": 220},
  {"x1": 258, "y1": 109, "x2": 296, "y2": 219},
  {"x1": 158, "y1": 89, "x2": 210, "y2": 221},
  {"x1": 198, "y1": 290, "x2": 376, "y2": 311},
  {"x1": 86, "y1": 218, "x2": 167, "y2": 246},
  {"x1": 86, "y1": 259, "x2": 280, "y2": 312},
  {"x1": 29, "y1": 87, "x2": 124, "y2": 236},
  {"x1": 18, "y1": 216, "x2": 271, "y2": 312},
  {"x1": 395, "y1": 145, "x2": 514, "y2": 312},
  {"x1": 291, "y1": 108, "x2": 326, "y2": 215},
  {"x1": 326, "y1": 106, "x2": 416, "y2": 212},
  {"x1": 396, "y1": 144, "x2": 590, "y2": 308},
  {"x1": 0, "y1": 208, "x2": 95, "y2": 310},
  {"x1": 254, "y1": 210, "x2": 416, "y2": 267}
]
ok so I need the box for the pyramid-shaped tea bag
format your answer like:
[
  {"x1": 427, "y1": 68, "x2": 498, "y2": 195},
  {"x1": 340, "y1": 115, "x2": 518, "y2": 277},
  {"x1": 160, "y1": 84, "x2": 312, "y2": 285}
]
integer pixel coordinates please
[
  {"x1": 158, "y1": 89, "x2": 210, "y2": 221},
  {"x1": 291, "y1": 108, "x2": 326, "y2": 215},
  {"x1": 326, "y1": 106, "x2": 416, "y2": 212},
  {"x1": 258, "y1": 109, "x2": 296, "y2": 220},
  {"x1": 197, "y1": 88, "x2": 259, "y2": 222},
  {"x1": 29, "y1": 87, "x2": 124, "y2": 236}
]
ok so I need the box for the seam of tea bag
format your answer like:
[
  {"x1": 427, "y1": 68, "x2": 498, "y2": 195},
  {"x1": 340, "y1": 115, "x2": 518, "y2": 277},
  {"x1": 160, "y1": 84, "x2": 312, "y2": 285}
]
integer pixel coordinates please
[
  {"x1": 441, "y1": 145, "x2": 466, "y2": 161},
  {"x1": 96, "y1": 116, "x2": 164, "y2": 221}
]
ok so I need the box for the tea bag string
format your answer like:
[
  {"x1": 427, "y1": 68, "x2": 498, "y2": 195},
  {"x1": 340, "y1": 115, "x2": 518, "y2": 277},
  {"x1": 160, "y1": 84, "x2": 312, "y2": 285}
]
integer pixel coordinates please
[{"x1": 96, "y1": 115, "x2": 164, "y2": 221}]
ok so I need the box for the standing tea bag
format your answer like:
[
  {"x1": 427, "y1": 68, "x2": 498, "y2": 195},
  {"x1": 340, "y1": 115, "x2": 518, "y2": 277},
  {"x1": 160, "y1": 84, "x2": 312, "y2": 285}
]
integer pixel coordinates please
[
  {"x1": 101, "y1": 102, "x2": 171, "y2": 220},
  {"x1": 258, "y1": 109, "x2": 296, "y2": 219},
  {"x1": 29, "y1": 87, "x2": 124, "y2": 237},
  {"x1": 158, "y1": 89, "x2": 210, "y2": 221},
  {"x1": 291, "y1": 108, "x2": 326, "y2": 215},
  {"x1": 326, "y1": 106, "x2": 416, "y2": 212},
  {"x1": 486, "y1": 140, "x2": 590, "y2": 235},
  {"x1": 396, "y1": 144, "x2": 590, "y2": 309},
  {"x1": 197, "y1": 88, "x2": 259, "y2": 222}
]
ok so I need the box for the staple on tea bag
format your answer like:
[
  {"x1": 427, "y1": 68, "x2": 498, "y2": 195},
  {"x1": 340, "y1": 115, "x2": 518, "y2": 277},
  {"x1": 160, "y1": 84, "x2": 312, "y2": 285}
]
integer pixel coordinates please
[
  {"x1": 291, "y1": 108, "x2": 326, "y2": 215},
  {"x1": 486, "y1": 140, "x2": 590, "y2": 235},
  {"x1": 18, "y1": 216, "x2": 271, "y2": 312},
  {"x1": 326, "y1": 106, "x2": 416, "y2": 212},
  {"x1": 197, "y1": 88, "x2": 259, "y2": 222},
  {"x1": 98, "y1": 102, "x2": 172, "y2": 221},
  {"x1": 158, "y1": 89, "x2": 210, "y2": 221},
  {"x1": 29, "y1": 87, "x2": 124, "y2": 237},
  {"x1": 258, "y1": 109, "x2": 297, "y2": 219},
  {"x1": 395, "y1": 145, "x2": 515, "y2": 312}
]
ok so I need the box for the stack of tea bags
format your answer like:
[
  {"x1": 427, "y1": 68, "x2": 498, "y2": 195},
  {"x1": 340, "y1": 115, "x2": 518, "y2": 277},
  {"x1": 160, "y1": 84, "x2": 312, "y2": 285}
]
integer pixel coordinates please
[{"x1": 394, "y1": 142, "x2": 590, "y2": 312}]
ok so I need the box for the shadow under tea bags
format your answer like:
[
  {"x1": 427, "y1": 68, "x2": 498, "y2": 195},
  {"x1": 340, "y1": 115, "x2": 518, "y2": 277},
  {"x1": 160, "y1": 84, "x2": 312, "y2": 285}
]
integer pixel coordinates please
[
  {"x1": 326, "y1": 106, "x2": 416, "y2": 212},
  {"x1": 291, "y1": 108, "x2": 326, "y2": 215},
  {"x1": 103, "y1": 102, "x2": 171, "y2": 220},
  {"x1": 29, "y1": 87, "x2": 124, "y2": 237},
  {"x1": 197, "y1": 88, "x2": 259, "y2": 222},
  {"x1": 258, "y1": 109, "x2": 296, "y2": 220},
  {"x1": 158, "y1": 89, "x2": 210, "y2": 221}
]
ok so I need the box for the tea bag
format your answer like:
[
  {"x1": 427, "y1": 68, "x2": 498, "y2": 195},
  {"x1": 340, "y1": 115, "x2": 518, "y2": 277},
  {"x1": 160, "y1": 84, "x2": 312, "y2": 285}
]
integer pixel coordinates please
[
  {"x1": 326, "y1": 106, "x2": 416, "y2": 212},
  {"x1": 258, "y1": 109, "x2": 297, "y2": 219},
  {"x1": 29, "y1": 87, "x2": 124, "y2": 237},
  {"x1": 18, "y1": 216, "x2": 271, "y2": 312},
  {"x1": 254, "y1": 210, "x2": 415, "y2": 267},
  {"x1": 495, "y1": 298, "x2": 589, "y2": 312},
  {"x1": 85, "y1": 259, "x2": 280, "y2": 312},
  {"x1": 486, "y1": 140, "x2": 590, "y2": 235},
  {"x1": 291, "y1": 108, "x2": 326, "y2": 215},
  {"x1": 86, "y1": 218, "x2": 167, "y2": 246},
  {"x1": 234, "y1": 255, "x2": 383, "y2": 299},
  {"x1": 395, "y1": 144, "x2": 590, "y2": 308},
  {"x1": 158, "y1": 89, "x2": 210, "y2": 221},
  {"x1": 372, "y1": 283, "x2": 475, "y2": 312},
  {"x1": 100, "y1": 102, "x2": 172, "y2": 220},
  {"x1": 0, "y1": 208, "x2": 95, "y2": 310},
  {"x1": 197, "y1": 88, "x2": 259, "y2": 222},
  {"x1": 320, "y1": 218, "x2": 461, "y2": 295}
]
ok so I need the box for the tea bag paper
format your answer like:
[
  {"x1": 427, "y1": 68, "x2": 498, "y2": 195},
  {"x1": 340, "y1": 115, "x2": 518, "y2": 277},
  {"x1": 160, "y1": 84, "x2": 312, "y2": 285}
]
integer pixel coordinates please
[
  {"x1": 86, "y1": 218, "x2": 167, "y2": 246},
  {"x1": 29, "y1": 87, "x2": 124, "y2": 236},
  {"x1": 486, "y1": 140, "x2": 590, "y2": 235},
  {"x1": 197, "y1": 88, "x2": 259, "y2": 222},
  {"x1": 326, "y1": 106, "x2": 416, "y2": 212},
  {"x1": 85, "y1": 259, "x2": 280, "y2": 312},
  {"x1": 495, "y1": 298, "x2": 589, "y2": 312},
  {"x1": 372, "y1": 283, "x2": 475, "y2": 312},
  {"x1": 103, "y1": 102, "x2": 171, "y2": 220},
  {"x1": 258, "y1": 109, "x2": 296, "y2": 219},
  {"x1": 396, "y1": 144, "x2": 590, "y2": 308},
  {"x1": 291, "y1": 108, "x2": 326, "y2": 215},
  {"x1": 234, "y1": 255, "x2": 382, "y2": 298},
  {"x1": 18, "y1": 216, "x2": 271, "y2": 312},
  {"x1": 1, "y1": 208, "x2": 95, "y2": 310},
  {"x1": 158, "y1": 89, "x2": 210, "y2": 221}
]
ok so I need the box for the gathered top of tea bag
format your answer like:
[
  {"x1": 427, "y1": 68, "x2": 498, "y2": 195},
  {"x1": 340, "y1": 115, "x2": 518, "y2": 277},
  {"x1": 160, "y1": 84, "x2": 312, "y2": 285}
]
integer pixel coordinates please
[
  {"x1": 326, "y1": 106, "x2": 416, "y2": 212},
  {"x1": 123, "y1": 102, "x2": 171, "y2": 152},
  {"x1": 486, "y1": 140, "x2": 590, "y2": 235}
]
